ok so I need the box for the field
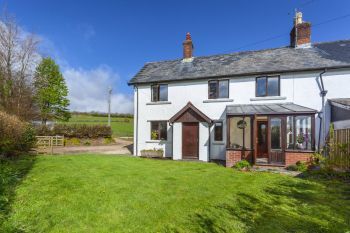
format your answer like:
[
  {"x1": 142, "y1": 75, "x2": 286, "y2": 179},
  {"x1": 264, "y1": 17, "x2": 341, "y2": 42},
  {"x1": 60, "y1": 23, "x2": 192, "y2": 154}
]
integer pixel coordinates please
[
  {"x1": 1, "y1": 155, "x2": 349, "y2": 233},
  {"x1": 59, "y1": 114, "x2": 133, "y2": 137}
]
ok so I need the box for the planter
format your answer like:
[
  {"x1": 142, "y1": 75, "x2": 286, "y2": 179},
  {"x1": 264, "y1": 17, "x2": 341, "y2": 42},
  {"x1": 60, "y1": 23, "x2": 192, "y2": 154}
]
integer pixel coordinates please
[{"x1": 141, "y1": 150, "x2": 163, "y2": 158}]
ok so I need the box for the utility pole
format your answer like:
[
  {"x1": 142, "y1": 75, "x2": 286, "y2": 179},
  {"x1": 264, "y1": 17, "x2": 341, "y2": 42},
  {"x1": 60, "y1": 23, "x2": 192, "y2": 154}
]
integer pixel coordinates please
[{"x1": 108, "y1": 86, "x2": 112, "y2": 127}]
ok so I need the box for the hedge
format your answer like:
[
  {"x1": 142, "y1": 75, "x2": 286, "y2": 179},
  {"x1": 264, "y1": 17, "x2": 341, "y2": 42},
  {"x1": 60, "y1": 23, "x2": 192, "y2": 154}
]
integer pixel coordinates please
[
  {"x1": 35, "y1": 124, "x2": 112, "y2": 138},
  {"x1": 0, "y1": 111, "x2": 36, "y2": 156}
]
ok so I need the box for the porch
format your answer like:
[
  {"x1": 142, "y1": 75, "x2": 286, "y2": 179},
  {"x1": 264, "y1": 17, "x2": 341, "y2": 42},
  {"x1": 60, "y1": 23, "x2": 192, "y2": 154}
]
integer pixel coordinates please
[{"x1": 225, "y1": 103, "x2": 317, "y2": 167}]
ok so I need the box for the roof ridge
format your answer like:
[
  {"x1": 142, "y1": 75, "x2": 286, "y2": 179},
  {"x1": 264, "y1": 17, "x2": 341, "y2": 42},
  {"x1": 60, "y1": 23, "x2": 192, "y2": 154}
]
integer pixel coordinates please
[
  {"x1": 142, "y1": 39, "x2": 350, "y2": 65},
  {"x1": 145, "y1": 46, "x2": 290, "y2": 65}
]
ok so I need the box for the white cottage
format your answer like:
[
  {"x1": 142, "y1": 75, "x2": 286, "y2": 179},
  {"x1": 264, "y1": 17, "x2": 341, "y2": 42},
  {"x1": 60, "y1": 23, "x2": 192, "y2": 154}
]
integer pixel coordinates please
[{"x1": 128, "y1": 12, "x2": 350, "y2": 167}]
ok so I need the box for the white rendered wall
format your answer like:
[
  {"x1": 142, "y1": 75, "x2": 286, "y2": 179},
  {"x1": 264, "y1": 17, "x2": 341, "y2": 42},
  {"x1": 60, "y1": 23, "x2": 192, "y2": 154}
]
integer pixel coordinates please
[
  {"x1": 172, "y1": 123, "x2": 182, "y2": 160},
  {"x1": 133, "y1": 68, "x2": 350, "y2": 160},
  {"x1": 133, "y1": 87, "x2": 138, "y2": 156},
  {"x1": 199, "y1": 122, "x2": 209, "y2": 162}
]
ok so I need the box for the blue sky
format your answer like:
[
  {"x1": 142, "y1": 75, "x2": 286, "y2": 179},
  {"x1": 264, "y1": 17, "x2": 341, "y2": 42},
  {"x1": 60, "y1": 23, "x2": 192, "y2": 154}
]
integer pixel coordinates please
[{"x1": 2, "y1": 0, "x2": 350, "y2": 113}]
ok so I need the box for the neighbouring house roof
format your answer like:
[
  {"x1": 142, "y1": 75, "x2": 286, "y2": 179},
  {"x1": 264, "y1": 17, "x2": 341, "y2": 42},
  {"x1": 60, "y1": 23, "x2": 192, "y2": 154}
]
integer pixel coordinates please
[
  {"x1": 226, "y1": 103, "x2": 317, "y2": 116},
  {"x1": 129, "y1": 40, "x2": 350, "y2": 85},
  {"x1": 329, "y1": 98, "x2": 350, "y2": 109},
  {"x1": 169, "y1": 102, "x2": 212, "y2": 123},
  {"x1": 329, "y1": 98, "x2": 350, "y2": 129}
]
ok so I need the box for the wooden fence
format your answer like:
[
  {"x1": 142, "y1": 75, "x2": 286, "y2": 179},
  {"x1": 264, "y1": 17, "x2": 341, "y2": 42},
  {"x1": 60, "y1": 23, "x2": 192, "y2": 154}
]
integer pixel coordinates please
[
  {"x1": 328, "y1": 128, "x2": 350, "y2": 170},
  {"x1": 36, "y1": 136, "x2": 64, "y2": 154}
]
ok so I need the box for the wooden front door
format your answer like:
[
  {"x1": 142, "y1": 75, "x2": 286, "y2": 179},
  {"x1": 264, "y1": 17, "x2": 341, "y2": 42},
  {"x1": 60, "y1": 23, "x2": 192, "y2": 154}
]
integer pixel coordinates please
[
  {"x1": 257, "y1": 121, "x2": 268, "y2": 158},
  {"x1": 182, "y1": 122, "x2": 199, "y2": 159}
]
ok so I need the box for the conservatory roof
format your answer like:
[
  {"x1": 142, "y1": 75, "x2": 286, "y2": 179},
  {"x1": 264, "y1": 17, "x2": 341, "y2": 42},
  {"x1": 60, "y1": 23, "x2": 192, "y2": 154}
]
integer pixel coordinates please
[{"x1": 226, "y1": 103, "x2": 317, "y2": 116}]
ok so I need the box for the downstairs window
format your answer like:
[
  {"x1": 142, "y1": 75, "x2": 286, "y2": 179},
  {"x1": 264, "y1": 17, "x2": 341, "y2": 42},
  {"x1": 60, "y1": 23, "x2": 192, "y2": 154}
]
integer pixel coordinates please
[
  {"x1": 214, "y1": 122, "x2": 223, "y2": 141},
  {"x1": 150, "y1": 121, "x2": 167, "y2": 140}
]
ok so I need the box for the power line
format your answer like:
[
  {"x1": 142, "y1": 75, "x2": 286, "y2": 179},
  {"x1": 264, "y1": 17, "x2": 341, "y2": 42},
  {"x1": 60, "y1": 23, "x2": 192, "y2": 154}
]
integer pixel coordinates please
[
  {"x1": 313, "y1": 12, "x2": 350, "y2": 27},
  {"x1": 298, "y1": 0, "x2": 317, "y2": 9},
  {"x1": 288, "y1": 0, "x2": 317, "y2": 16},
  {"x1": 232, "y1": 33, "x2": 287, "y2": 51},
  {"x1": 230, "y1": 12, "x2": 350, "y2": 52}
]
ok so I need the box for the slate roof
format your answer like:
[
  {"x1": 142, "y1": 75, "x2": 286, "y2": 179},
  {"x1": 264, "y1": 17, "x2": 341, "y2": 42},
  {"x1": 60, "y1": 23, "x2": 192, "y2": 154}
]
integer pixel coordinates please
[
  {"x1": 226, "y1": 103, "x2": 317, "y2": 115},
  {"x1": 129, "y1": 40, "x2": 350, "y2": 85}
]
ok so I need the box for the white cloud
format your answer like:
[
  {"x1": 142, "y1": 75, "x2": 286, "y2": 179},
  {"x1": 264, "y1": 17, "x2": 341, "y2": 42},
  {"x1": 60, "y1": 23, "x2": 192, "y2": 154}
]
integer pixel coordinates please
[{"x1": 63, "y1": 66, "x2": 133, "y2": 114}]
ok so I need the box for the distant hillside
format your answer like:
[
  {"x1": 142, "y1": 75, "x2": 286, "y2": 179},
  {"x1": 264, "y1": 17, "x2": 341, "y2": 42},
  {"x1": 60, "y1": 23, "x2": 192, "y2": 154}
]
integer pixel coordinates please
[{"x1": 70, "y1": 111, "x2": 133, "y2": 118}]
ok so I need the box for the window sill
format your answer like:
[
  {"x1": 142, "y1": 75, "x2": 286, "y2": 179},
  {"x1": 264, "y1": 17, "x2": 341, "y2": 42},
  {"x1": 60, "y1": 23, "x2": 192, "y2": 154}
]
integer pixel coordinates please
[
  {"x1": 146, "y1": 101, "x2": 171, "y2": 105},
  {"x1": 212, "y1": 141, "x2": 225, "y2": 145},
  {"x1": 250, "y1": 96, "x2": 287, "y2": 101},
  {"x1": 146, "y1": 140, "x2": 167, "y2": 143},
  {"x1": 203, "y1": 98, "x2": 234, "y2": 103}
]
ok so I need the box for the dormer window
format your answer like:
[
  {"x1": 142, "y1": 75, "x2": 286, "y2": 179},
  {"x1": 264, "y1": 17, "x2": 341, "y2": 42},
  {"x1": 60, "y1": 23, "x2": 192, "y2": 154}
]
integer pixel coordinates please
[
  {"x1": 256, "y1": 76, "x2": 280, "y2": 97},
  {"x1": 151, "y1": 84, "x2": 168, "y2": 102},
  {"x1": 208, "y1": 79, "x2": 229, "y2": 99}
]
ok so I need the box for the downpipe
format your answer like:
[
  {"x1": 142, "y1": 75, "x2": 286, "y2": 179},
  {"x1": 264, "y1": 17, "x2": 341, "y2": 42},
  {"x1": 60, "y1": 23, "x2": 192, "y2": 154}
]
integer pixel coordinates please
[{"x1": 319, "y1": 69, "x2": 327, "y2": 154}]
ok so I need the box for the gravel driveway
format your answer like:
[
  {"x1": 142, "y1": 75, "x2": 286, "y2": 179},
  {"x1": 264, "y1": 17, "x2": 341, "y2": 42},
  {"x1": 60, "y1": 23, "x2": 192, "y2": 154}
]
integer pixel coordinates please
[{"x1": 45, "y1": 138, "x2": 133, "y2": 155}]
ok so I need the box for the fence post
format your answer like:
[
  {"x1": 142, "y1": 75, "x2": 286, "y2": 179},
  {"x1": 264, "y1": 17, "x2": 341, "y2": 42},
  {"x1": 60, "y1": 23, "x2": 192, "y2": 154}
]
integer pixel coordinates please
[{"x1": 50, "y1": 136, "x2": 53, "y2": 155}]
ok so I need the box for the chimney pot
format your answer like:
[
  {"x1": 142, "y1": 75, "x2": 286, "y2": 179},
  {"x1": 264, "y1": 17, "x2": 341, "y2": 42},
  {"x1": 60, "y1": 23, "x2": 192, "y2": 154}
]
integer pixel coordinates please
[
  {"x1": 186, "y1": 32, "x2": 192, "y2": 41},
  {"x1": 183, "y1": 32, "x2": 194, "y2": 59},
  {"x1": 295, "y1": 11, "x2": 303, "y2": 25}
]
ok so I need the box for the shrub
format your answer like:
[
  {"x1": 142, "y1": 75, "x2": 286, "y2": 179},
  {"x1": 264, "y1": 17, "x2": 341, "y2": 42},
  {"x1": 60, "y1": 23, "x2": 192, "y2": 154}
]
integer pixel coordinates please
[
  {"x1": 286, "y1": 164, "x2": 298, "y2": 171},
  {"x1": 35, "y1": 124, "x2": 112, "y2": 138},
  {"x1": 232, "y1": 160, "x2": 251, "y2": 170},
  {"x1": 103, "y1": 137, "x2": 115, "y2": 144},
  {"x1": 287, "y1": 161, "x2": 308, "y2": 172},
  {"x1": 310, "y1": 153, "x2": 326, "y2": 166},
  {"x1": 296, "y1": 161, "x2": 308, "y2": 172},
  {"x1": 66, "y1": 138, "x2": 80, "y2": 146},
  {"x1": 83, "y1": 141, "x2": 91, "y2": 146},
  {"x1": 0, "y1": 111, "x2": 36, "y2": 156}
]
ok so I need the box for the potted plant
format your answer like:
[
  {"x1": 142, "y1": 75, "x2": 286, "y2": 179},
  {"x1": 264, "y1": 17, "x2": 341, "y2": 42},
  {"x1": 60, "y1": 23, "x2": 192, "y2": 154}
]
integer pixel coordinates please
[
  {"x1": 297, "y1": 134, "x2": 305, "y2": 144},
  {"x1": 151, "y1": 130, "x2": 159, "y2": 140}
]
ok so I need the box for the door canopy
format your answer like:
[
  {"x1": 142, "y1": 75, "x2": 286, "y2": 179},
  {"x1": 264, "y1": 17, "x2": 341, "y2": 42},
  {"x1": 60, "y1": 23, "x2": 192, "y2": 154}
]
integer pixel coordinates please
[{"x1": 169, "y1": 102, "x2": 212, "y2": 123}]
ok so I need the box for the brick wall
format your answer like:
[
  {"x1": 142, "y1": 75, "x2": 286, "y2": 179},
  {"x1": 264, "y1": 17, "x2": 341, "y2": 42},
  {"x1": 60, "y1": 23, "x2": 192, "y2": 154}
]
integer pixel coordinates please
[
  {"x1": 226, "y1": 150, "x2": 252, "y2": 167},
  {"x1": 226, "y1": 150, "x2": 312, "y2": 167},
  {"x1": 285, "y1": 152, "x2": 313, "y2": 166},
  {"x1": 290, "y1": 22, "x2": 311, "y2": 47}
]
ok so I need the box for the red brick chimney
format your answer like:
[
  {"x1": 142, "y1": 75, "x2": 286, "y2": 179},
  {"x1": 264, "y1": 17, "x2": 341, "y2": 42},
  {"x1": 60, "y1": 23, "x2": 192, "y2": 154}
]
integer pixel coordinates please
[
  {"x1": 290, "y1": 12, "x2": 311, "y2": 48},
  {"x1": 183, "y1": 32, "x2": 193, "y2": 59}
]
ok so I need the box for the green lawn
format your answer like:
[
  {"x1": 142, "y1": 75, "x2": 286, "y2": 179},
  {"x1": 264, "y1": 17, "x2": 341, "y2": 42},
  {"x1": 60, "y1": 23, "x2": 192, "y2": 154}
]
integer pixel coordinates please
[
  {"x1": 1, "y1": 155, "x2": 350, "y2": 233},
  {"x1": 59, "y1": 114, "x2": 133, "y2": 137}
]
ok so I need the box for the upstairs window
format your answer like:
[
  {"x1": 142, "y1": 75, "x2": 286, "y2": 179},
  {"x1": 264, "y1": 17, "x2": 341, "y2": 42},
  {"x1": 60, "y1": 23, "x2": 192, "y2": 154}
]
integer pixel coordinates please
[
  {"x1": 151, "y1": 84, "x2": 168, "y2": 102},
  {"x1": 214, "y1": 122, "x2": 223, "y2": 141},
  {"x1": 256, "y1": 76, "x2": 280, "y2": 97},
  {"x1": 208, "y1": 80, "x2": 229, "y2": 99},
  {"x1": 150, "y1": 121, "x2": 167, "y2": 140}
]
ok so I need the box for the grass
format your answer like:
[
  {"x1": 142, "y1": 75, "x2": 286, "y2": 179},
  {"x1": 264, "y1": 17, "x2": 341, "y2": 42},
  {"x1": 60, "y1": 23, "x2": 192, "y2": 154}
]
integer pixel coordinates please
[
  {"x1": 1, "y1": 155, "x2": 350, "y2": 233},
  {"x1": 59, "y1": 114, "x2": 133, "y2": 137}
]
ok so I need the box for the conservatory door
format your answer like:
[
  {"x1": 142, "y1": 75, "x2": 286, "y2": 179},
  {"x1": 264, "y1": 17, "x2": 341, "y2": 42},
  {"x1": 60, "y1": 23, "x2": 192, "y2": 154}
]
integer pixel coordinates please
[{"x1": 268, "y1": 117, "x2": 285, "y2": 164}]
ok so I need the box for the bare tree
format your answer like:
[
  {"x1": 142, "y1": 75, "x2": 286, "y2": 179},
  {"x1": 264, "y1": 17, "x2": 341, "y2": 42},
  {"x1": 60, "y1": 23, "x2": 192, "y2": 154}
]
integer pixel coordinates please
[{"x1": 0, "y1": 12, "x2": 40, "y2": 120}]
